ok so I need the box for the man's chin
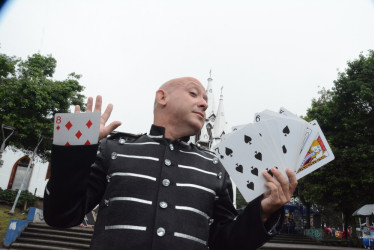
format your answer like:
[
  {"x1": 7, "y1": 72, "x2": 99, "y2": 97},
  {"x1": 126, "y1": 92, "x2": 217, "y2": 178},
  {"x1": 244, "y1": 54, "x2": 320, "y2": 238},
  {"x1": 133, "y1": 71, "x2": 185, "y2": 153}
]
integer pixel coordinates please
[{"x1": 187, "y1": 122, "x2": 204, "y2": 136}]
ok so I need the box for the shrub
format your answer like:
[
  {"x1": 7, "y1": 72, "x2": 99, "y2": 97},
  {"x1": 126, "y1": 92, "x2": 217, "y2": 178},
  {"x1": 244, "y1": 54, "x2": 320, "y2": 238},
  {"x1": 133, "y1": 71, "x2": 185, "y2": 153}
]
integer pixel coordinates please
[{"x1": 0, "y1": 189, "x2": 38, "y2": 208}]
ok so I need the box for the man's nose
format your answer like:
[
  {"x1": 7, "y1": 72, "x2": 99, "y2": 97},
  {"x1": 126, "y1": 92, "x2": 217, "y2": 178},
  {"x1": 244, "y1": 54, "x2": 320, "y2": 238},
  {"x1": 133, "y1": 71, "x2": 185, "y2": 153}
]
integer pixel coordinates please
[{"x1": 199, "y1": 98, "x2": 208, "y2": 111}]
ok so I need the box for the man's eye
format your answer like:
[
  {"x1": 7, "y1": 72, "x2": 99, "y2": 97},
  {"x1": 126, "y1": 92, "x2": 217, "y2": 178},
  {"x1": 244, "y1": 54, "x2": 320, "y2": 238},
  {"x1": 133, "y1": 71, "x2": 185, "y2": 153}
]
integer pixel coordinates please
[{"x1": 190, "y1": 92, "x2": 197, "y2": 96}]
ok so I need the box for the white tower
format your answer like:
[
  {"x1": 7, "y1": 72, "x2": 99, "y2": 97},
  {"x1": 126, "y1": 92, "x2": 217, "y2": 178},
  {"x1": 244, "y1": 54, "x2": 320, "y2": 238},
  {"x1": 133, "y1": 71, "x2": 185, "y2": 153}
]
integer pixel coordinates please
[
  {"x1": 194, "y1": 72, "x2": 237, "y2": 208},
  {"x1": 205, "y1": 70, "x2": 216, "y2": 121},
  {"x1": 197, "y1": 70, "x2": 215, "y2": 148},
  {"x1": 211, "y1": 87, "x2": 227, "y2": 148}
]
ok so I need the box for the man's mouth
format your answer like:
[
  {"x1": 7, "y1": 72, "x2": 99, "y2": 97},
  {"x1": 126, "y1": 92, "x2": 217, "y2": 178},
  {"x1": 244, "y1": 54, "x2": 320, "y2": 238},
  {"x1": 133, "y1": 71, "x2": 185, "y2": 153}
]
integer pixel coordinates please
[{"x1": 194, "y1": 111, "x2": 205, "y2": 119}]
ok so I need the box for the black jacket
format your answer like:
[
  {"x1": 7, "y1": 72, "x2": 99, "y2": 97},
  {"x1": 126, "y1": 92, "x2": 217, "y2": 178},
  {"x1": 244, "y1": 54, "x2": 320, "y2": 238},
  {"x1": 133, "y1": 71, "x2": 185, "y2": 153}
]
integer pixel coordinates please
[{"x1": 44, "y1": 125, "x2": 282, "y2": 250}]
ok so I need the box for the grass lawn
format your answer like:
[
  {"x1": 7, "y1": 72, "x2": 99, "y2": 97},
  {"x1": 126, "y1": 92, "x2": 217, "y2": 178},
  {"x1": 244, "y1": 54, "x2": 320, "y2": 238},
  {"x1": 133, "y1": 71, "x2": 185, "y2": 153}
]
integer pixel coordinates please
[{"x1": 0, "y1": 203, "x2": 28, "y2": 246}]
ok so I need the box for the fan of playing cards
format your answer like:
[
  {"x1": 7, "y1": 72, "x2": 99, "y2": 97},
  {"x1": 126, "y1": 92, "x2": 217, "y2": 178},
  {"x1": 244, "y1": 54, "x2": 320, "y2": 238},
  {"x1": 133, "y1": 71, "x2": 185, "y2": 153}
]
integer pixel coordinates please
[{"x1": 213, "y1": 107, "x2": 335, "y2": 203}]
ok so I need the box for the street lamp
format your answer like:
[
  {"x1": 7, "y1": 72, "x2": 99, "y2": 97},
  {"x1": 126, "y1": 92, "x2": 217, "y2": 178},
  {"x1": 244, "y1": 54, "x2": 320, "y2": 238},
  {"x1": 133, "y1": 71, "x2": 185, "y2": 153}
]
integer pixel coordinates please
[
  {"x1": 0, "y1": 124, "x2": 15, "y2": 168},
  {"x1": 9, "y1": 135, "x2": 44, "y2": 214}
]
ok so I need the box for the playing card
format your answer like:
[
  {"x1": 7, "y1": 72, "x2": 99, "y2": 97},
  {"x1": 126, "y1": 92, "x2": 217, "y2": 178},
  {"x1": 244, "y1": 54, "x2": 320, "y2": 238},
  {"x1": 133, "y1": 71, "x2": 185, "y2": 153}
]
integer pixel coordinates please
[
  {"x1": 213, "y1": 123, "x2": 284, "y2": 203},
  {"x1": 279, "y1": 107, "x2": 300, "y2": 119},
  {"x1": 254, "y1": 119, "x2": 287, "y2": 169},
  {"x1": 220, "y1": 124, "x2": 246, "y2": 142},
  {"x1": 278, "y1": 107, "x2": 316, "y2": 156},
  {"x1": 295, "y1": 120, "x2": 335, "y2": 179},
  {"x1": 254, "y1": 110, "x2": 307, "y2": 170},
  {"x1": 53, "y1": 113, "x2": 101, "y2": 146}
]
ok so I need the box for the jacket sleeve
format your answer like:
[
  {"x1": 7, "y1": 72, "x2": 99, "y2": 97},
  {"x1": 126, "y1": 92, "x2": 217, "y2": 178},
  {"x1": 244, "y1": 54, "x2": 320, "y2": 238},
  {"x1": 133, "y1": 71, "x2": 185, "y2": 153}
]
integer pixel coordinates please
[
  {"x1": 43, "y1": 140, "x2": 109, "y2": 228},
  {"x1": 209, "y1": 172, "x2": 283, "y2": 250}
]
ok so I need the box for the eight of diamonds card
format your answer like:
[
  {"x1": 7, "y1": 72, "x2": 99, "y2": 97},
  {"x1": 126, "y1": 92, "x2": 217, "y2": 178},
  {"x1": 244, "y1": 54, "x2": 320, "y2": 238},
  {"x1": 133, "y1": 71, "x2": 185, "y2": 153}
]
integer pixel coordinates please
[{"x1": 53, "y1": 113, "x2": 101, "y2": 146}]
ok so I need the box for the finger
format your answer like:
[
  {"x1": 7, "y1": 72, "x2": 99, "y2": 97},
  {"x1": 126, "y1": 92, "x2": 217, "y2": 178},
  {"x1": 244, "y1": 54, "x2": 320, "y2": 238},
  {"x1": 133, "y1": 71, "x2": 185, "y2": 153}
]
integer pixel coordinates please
[
  {"x1": 100, "y1": 121, "x2": 122, "y2": 140},
  {"x1": 263, "y1": 181, "x2": 279, "y2": 198},
  {"x1": 101, "y1": 103, "x2": 114, "y2": 124},
  {"x1": 263, "y1": 169, "x2": 287, "y2": 203},
  {"x1": 74, "y1": 105, "x2": 81, "y2": 113},
  {"x1": 263, "y1": 181, "x2": 282, "y2": 207},
  {"x1": 103, "y1": 121, "x2": 122, "y2": 136},
  {"x1": 286, "y1": 168, "x2": 298, "y2": 194},
  {"x1": 86, "y1": 97, "x2": 94, "y2": 112},
  {"x1": 262, "y1": 170, "x2": 284, "y2": 196},
  {"x1": 94, "y1": 95, "x2": 102, "y2": 113},
  {"x1": 271, "y1": 167, "x2": 291, "y2": 199}
]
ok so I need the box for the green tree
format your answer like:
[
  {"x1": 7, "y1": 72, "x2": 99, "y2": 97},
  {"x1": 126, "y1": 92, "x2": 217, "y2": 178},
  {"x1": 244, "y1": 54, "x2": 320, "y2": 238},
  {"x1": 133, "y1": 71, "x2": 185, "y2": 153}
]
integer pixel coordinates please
[
  {"x1": 300, "y1": 50, "x2": 374, "y2": 237},
  {"x1": 0, "y1": 53, "x2": 86, "y2": 159}
]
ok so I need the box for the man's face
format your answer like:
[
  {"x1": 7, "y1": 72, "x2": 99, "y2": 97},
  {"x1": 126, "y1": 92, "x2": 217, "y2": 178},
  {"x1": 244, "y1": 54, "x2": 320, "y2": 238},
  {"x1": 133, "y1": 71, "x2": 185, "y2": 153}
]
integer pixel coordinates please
[{"x1": 166, "y1": 78, "x2": 208, "y2": 134}]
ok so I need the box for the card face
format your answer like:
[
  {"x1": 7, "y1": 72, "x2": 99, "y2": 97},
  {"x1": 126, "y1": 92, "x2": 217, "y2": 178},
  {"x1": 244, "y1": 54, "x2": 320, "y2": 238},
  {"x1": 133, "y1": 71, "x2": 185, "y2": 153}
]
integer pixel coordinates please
[
  {"x1": 215, "y1": 108, "x2": 335, "y2": 202},
  {"x1": 279, "y1": 107, "x2": 299, "y2": 119},
  {"x1": 254, "y1": 119, "x2": 287, "y2": 169},
  {"x1": 254, "y1": 110, "x2": 307, "y2": 170},
  {"x1": 213, "y1": 123, "x2": 284, "y2": 203},
  {"x1": 278, "y1": 108, "x2": 316, "y2": 156},
  {"x1": 53, "y1": 113, "x2": 101, "y2": 146},
  {"x1": 295, "y1": 120, "x2": 335, "y2": 179}
]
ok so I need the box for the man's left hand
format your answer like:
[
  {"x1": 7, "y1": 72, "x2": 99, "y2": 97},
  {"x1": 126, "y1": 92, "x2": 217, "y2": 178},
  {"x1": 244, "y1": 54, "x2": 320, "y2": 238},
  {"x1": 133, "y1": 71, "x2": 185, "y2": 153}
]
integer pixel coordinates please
[{"x1": 260, "y1": 167, "x2": 298, "y2": 222}]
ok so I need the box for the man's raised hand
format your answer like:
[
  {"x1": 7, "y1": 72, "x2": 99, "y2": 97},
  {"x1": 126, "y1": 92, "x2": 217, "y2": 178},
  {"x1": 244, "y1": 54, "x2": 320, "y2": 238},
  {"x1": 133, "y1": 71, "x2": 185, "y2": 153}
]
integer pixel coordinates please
[
  {"x1": 260, "y1": 168, "x2": 298, "y2": 222},
  {"x1": 75, "y1": 95, "x2": 122, "y2": 140}
]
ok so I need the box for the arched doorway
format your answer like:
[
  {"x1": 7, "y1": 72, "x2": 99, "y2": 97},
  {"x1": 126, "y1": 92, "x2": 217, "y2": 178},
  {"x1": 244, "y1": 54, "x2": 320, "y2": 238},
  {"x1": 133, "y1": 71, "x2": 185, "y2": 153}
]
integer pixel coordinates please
[{"x1": 7, "y1": 156, "x2": 31, "y2": 190}]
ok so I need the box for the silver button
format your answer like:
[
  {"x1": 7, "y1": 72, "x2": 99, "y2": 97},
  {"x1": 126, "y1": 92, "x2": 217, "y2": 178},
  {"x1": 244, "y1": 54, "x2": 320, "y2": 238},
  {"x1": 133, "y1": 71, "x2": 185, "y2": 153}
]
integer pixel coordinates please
[
  {"x1": 111, "y1": 152, "x2": 117, "y2": 160},
  {"x1": 104, "y1": 199, "x2": 109, "y2": 206},
  {"x1": 217, "y1": 172, "x2": 222, "y2": 179},
  {"x1": 169, "y1": 144, "x2": 174, "y2": 150},
  {"x1": 212, "y1": 157, "x2": 219, "y2": 164},
  {"x1": 162, "y1": 179, "x2": 170, "y2": 187},
  {"x1": 214, "y1": 196, "x2": 219, "y2": 201},
  {"x1": 164, "y1": 159, "x2": 171, "y2": 166},
  {"x1": 159, "y1": 201, "x2": 168, "y2": 208},
  {"x1": 119, "y1": 138, "x2": 126, "y2": 144},
  {"x1": 209, "y1": 218, "x2": 214, "y2": 225},
  {"x1": 106, "y1": 175, "x2": 111, "y2": 182},
  {"x1": 157, "y1": 227, "x2": 165, "y2": 237}
]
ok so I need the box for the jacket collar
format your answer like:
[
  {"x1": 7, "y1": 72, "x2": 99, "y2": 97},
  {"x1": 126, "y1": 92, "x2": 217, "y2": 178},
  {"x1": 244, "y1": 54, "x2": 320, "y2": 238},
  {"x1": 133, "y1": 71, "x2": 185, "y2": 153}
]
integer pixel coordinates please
[{"x1": 149, "y1": 124, "x2": 190, "y2": 143}]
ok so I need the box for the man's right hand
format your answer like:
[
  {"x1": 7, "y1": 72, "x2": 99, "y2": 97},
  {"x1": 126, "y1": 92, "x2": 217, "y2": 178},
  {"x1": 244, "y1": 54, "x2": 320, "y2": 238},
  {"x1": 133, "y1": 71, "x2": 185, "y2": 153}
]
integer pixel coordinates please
[{"x1": 75, "y1": 95, "x2": 122, "y2": 140}]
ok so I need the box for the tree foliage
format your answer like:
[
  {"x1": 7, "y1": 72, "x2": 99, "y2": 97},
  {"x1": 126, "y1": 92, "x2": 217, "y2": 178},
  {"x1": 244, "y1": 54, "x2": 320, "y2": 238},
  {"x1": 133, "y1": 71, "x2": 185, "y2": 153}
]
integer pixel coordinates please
[
  {"x1": 0, "y1": 53, "x2": 86, "y2": 159},
  {"x1": 299, "y1": 50, "x2": 374, "y2": 234}
]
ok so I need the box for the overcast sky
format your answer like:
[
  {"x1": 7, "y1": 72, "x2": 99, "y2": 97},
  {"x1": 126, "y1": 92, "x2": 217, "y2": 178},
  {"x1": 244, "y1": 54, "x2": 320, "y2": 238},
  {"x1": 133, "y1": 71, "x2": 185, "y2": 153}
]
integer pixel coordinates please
[{"x1": 1, "y1": 0, "x2": 374, "y2": 134}]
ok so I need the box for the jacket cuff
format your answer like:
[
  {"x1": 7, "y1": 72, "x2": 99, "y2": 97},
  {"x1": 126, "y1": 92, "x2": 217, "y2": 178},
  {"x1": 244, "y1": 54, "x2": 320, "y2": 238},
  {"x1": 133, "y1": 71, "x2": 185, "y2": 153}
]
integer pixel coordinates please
[{"x1": 263, "y1": 207, "x2": 284, "y2": 235}]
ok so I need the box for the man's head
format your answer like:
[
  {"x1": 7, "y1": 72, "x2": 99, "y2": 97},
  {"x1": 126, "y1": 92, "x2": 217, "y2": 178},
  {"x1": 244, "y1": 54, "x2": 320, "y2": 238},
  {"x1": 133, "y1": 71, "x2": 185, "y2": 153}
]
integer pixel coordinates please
[{"x1": 153, "y1": 77, "x2": 208, "y2": 140}]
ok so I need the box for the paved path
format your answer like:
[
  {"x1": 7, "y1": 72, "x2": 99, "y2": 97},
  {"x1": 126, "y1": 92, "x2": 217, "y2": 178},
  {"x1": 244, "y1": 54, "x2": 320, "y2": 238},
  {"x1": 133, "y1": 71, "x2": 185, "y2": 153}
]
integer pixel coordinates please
[{"x1": 261, "y1": 242, "x2": 362, "y2": 249}]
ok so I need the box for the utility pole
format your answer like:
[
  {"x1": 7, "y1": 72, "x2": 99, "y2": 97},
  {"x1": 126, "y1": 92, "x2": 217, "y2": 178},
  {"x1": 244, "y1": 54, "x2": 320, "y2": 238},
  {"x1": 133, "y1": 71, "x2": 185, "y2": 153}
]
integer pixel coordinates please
[
  {"x1": 0, "y1": 124, "x2": 15, "y2": 168},
  {"x1": 9, "y1": 136, "x2": 43, "y2": 214}
]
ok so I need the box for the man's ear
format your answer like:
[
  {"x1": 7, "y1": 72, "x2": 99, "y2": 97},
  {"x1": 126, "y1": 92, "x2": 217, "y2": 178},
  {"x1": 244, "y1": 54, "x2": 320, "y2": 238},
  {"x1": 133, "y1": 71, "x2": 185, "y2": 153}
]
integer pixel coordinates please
[{"x1": 155, "y1": 89, "x2": 167, "y2": 106}]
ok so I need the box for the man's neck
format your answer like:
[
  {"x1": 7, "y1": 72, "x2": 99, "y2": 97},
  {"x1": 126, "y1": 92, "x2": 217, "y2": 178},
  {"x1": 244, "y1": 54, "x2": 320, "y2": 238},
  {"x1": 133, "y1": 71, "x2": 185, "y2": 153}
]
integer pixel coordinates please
[{"x1": 152, "y1": 123, "x2": 193, "y2": 141}]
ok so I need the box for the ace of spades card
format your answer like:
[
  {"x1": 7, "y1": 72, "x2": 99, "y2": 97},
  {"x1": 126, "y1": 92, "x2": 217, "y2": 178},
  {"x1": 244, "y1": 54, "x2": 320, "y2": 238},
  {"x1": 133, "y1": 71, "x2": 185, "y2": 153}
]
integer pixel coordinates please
[
  {"x1": 53, "y1": 113, "x2": 101, "y2": 146},
  {"x1": 213, "y1": 123, "x2": 284, "y2": 203}
]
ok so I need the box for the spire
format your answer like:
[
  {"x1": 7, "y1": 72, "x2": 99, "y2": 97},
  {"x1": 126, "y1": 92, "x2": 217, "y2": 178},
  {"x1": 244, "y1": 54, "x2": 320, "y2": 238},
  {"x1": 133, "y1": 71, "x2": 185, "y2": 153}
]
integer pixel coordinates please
[
  {"x1": 205, "y1": 70, "x2": 215, "y2": 120},
  {"x1": 211, "y1": 86, "x2": 226, "y2": 147}
]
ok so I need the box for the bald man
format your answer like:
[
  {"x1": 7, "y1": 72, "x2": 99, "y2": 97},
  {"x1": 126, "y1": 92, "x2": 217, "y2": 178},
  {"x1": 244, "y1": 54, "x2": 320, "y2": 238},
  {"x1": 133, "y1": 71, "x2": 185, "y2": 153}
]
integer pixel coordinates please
[{"x1": 44, "y1": 77, "x2": 297, "y2": 250}]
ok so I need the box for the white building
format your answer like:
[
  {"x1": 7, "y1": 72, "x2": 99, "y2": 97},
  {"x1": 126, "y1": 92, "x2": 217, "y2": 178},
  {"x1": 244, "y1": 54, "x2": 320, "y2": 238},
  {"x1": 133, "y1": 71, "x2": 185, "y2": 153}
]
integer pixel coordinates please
[
  {"x1": 191, "y1": 73, "x2": 237, "y2": 207},
  {"x1": 193, "y1": 73, "x2": 227, "y2": 149},
  {"x1": 0, "y1": 146, "x2": 49, "y2": 197}
]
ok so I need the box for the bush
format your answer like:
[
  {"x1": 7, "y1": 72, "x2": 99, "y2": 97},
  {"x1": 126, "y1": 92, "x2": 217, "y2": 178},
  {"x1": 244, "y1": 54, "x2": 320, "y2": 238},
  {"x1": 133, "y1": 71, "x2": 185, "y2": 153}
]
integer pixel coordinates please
[{"x1": 0, "y1": 188, "x2": 38, "y2": 208}]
